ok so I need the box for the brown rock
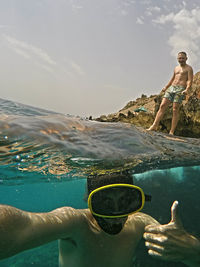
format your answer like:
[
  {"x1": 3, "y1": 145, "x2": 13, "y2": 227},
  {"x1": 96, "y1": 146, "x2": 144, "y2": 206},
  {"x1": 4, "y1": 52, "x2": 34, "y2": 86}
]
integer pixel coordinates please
[{"x1": 95, "y1": 72, "x2": 200, "y2": 138}]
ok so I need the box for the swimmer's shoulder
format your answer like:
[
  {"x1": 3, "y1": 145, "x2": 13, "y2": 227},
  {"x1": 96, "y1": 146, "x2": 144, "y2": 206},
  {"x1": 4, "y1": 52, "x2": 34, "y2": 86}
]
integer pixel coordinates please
[
  {"x1": 59, "y1": 208, "x2": 92, "y2": 241},
  {"x1": 128, "y1": 212, "x2": 159, "y2": 228},
  {"x1": 51, "y1": 207, "x2": 91, "y2": 232},
  {"x1": 67, "y1": 208, "x2": 91, "y2": 222},
  {"x1": 123, "y1": 212, "x2": 159, "y2": 238}
]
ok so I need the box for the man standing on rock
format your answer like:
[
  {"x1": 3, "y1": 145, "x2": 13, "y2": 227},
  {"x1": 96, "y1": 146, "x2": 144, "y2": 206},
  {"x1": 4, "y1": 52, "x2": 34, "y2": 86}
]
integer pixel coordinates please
[{"x1": 147, "y1": 51, "x2": 193, "y2": 135}]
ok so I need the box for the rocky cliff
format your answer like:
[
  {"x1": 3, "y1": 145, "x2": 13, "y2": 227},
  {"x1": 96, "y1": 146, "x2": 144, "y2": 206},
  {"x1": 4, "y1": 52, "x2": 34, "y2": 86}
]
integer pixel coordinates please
[{"x1": 96, "y1": 72, "x2": 200, "y2": 138}]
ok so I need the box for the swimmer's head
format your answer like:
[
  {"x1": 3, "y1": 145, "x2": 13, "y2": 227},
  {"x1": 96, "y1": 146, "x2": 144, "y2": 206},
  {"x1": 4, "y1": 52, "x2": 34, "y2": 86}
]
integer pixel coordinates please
[
  {"x1": 87, "y1": 171, "x2": 133, "y2": 195},
  {"x1": 87, "y1": 171, "x2": 134, "y2": 235}
]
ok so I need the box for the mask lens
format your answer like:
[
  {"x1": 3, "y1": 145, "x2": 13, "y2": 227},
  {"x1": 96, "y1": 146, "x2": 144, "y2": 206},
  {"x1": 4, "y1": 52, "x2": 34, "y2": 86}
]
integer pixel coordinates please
[{"x1": 89, "y1": 185, "x2": 144, "y2": 217}]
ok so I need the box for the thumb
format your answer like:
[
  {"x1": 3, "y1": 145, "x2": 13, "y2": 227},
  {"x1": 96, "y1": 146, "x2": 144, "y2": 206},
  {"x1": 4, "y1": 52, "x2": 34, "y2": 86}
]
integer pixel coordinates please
[{"x1": 170, "y1": 200, "x2": 183, "y2": 228}]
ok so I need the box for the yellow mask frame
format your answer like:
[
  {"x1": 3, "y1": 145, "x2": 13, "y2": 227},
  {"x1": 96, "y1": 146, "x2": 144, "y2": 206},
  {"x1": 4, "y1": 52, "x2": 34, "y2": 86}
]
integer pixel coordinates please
[{"x1": 87, "y1": 183, "x2": 145, "y2": 218}]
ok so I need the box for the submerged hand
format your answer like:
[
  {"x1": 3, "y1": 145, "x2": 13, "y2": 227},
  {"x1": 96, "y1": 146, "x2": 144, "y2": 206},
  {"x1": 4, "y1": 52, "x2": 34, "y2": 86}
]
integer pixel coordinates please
[{"x1": 143, "y1": 201, "x2": 200, "y2": 266}]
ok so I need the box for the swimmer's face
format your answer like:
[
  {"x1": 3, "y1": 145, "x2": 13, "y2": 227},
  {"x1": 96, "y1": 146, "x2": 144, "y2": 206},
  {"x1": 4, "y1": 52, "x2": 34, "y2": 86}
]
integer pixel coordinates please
[
  {"x1": 94, "y1": 215, "x2": 128, "y2": 235},
  {"x1": 102, "y1": 189, "x2": 134, "y2": 212},
  {"x1": 92, "y1": 188, "x2": 133, "y2": 235},
  {"x1": 177, "y1": 53, "x2": 187, "y2": 65},
  {"x1": 102, "y1": 216, "x2": 128, "y2": 228},
  {"x1": 92, "y1": 187, "x2": 141, "y2": 216}
]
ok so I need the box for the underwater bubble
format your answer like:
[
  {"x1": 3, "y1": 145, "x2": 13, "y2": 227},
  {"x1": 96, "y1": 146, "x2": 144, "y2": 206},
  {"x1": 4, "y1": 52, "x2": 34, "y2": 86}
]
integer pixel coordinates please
[{"x1": 15, "y1": 155, "x2": 21, "y2": 161}]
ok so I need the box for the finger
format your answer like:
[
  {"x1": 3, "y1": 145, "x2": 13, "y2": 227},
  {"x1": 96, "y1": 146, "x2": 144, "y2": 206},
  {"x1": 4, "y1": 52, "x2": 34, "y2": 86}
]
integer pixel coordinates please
[
  {"x1": 143, "y1": 233, "x2": 168, "y2": 244},
  {"x1": 148, "y1": 249, "x2": 163, "y2": 258},
  {"x1": 145, "y1": 241, "x2": 164, "y2": 254},
  {"x1": 145, "y1": 224, "x2": 167, "y2": 233},
  {"x1": 148, "y1": 249, "x2": 180, "y2": 261},
  {"x1": 170, "y1": 201, "x2": 183, "y2": 227},
  {"x1": 170, "y1": 200, "x2": 178, "y2": 222}
]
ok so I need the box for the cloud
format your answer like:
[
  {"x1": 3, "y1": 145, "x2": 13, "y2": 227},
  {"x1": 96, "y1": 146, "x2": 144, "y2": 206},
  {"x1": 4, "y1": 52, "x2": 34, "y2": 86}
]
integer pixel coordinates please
[
  {"x1": 70, "y1": 61, "x2": 85, "y2": 76},
  {"x1": 1, "y1": 34, "x2": 79, "y2": 80},
  {"x1": 10, "y1": 47, "x2": 31, "y2": 59},
  {"x1": 2, "y1": 34, "x2": 57, "y2": 73},
  {"x1": 69, "y1": 0, "x2": 83, "y2": 12},
  {"x1": 145, "y1": 6, "x2": 161, "y2": 16},
  {"x1": 141, "y1": 0, "x2": 152, "y2": 5},
  {"x1": 136, "y1": 17, "x2": 144, "y2": 25},
  {"x1": 2, "y1": 34, "x2": 85, "y2": 80},
  {"x1": 153, "y1": 12, "x2": 175, "y2": 24},
  {"x1": 116, "y1": 0, "x2": 135, "y2": 17},
  {"x1": 2, "y1": 34, "x2": 85, "y2": 78},
  {"x1": 121, "y1": 10, "x2": 128, "y2": 16},
  {"x1": 153, "y1": 8, "x2": 200, "y2": 68}
]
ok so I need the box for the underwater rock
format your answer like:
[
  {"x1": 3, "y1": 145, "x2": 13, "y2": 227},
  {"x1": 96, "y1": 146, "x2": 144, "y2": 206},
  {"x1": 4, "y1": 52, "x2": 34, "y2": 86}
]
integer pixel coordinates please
[{"x1": 95, "y1": 72, "x2": 200, "y2": 138}]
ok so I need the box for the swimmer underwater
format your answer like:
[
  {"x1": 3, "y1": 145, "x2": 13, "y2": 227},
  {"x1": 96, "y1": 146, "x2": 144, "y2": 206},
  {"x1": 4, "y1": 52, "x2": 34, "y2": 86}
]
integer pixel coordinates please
[{"x1": 0, "y1": 172, "x2": 200, "y2": 266}]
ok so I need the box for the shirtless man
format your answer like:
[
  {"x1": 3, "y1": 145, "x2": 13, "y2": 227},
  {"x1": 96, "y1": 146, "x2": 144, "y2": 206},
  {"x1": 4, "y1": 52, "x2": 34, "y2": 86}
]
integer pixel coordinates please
[
  {"x1": 0, "y1": 172, "x2": 199, "y2": 266},
  {"x1": 148, "y1": 52, "x2": 193, "y2": 135}
]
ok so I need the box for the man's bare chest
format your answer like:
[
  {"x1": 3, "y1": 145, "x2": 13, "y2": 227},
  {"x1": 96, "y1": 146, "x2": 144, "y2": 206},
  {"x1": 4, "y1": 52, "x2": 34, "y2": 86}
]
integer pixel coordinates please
[
  {"x1": 59, "y1": 231, "x2": 139, "y2": 267},
  {"x1": 175, "y1": 67, "x2": 188, "y2": 79}
]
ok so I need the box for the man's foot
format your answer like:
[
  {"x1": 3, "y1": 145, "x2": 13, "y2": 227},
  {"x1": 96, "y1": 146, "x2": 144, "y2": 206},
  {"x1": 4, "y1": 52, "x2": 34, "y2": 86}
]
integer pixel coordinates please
[
  {"x1": 147, "y1": 125, "x2": 158, "y2": 131},
  {"x1": 169, "y1": 131, "x2": 174, "y2": 135}
]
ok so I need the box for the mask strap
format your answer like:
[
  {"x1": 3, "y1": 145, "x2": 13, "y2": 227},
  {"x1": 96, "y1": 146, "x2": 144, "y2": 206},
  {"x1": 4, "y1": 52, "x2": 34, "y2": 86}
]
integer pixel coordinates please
[{"x1": 145, "y1": 194, "x2": 152, "y2": 202}]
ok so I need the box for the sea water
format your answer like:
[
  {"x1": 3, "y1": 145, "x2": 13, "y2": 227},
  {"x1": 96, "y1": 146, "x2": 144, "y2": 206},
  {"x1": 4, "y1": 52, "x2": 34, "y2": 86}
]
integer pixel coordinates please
[{"x1": 0, "y1": 98, "x2": 200, "y2": 267}]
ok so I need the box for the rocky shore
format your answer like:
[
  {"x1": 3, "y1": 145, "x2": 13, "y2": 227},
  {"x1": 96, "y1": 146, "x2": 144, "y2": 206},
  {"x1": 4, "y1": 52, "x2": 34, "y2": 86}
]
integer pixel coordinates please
[{"x1": 95, "y1": 72, "x2": 200, "y2": 138}]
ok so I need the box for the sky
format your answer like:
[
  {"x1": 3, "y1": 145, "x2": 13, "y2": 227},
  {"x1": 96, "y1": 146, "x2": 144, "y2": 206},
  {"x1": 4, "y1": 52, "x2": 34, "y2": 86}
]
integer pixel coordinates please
[{"x1": 0, "y1": 0, "x2": 200, "y2": 117}]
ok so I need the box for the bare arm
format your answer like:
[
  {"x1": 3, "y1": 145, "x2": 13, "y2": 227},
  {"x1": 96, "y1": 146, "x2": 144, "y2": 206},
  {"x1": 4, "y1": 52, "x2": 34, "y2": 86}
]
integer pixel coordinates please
[
  {"x1": 0, "y1": 204, "x2": 83, "y2": 260},
  {"x1": 162, "y1": 71, "x2": 175, "y2": 92},
  {"x1": 185, "y1": 66, "x2": 193, "y2": 92},
  {"x1": 144, "y1": 201, "x2": 200, "y2": 266}
]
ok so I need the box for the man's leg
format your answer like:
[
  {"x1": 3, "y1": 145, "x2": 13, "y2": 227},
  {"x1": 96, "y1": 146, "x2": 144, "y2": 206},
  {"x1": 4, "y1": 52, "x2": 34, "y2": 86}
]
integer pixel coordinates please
[
  {"x1": 147, "y1": 98, "x2": 171, "y2": 131},
  {"x1": 169, "y1": 102, "x2": 180, "y2": 135}
]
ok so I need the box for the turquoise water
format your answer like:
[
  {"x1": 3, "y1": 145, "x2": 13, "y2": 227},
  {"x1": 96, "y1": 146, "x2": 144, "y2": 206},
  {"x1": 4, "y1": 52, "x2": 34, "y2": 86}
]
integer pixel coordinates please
[
  {"x1": 0, "y1": 179, "x2": 87, "y2": 267},
  {"x1": 0, "y1": 98, "x2": 200, "y2": 266}
]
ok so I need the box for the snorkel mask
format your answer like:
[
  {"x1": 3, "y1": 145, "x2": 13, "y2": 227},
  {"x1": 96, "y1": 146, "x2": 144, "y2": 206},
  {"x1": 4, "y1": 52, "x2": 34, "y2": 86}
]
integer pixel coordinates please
[
  {"x1": 87, "y1": 173, "x2": 151, "y2": 235},
  {"x1": 88, "y1": 183, "x2": 146, "y2": 219}
]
